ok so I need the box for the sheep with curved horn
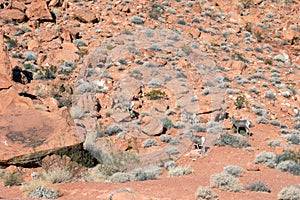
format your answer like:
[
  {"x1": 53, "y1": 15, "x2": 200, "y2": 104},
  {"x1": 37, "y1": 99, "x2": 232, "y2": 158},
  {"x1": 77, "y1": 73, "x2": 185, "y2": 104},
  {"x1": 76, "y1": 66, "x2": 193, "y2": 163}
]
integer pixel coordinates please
[
  {"x1": 191, "y1": 135, "x2": 206, "y2": 153},
  {"x1": 230, "y1": 116, "x2": 252, "y2": 136}
]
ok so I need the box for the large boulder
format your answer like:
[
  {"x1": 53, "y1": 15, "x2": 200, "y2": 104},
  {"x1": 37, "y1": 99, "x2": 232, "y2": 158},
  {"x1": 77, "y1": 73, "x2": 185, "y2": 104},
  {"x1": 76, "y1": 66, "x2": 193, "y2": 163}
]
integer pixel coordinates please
[
  {"x1": 112, "y1": 112, "x2": 132, "y2": 123},
  {"x1": 42, "y1": 49, "x2": 79, "y2": 67},
  {"x1": 38, "y1": 29, "x2": 60, "y2": 42},
  {"x1": 0, "y1": 9, "x2": 25, "y2": 23},
  {"x1": 0, "y1": 107, "x2": 82, "y2": 165},
  {"x1": 0, "y1": 87, "x2": 33, "y2": 114},
  {"x1": 74, "y1": 8, "x2": 98, "y2": 23},
  {"x1": 12, "y1": 1, "x2": 26, "y2": 12},
  {"x1": 25, "y1": 1, "x2": 53, "y2": 21},
  {"x1": 141, "y1": 116, "x2": 164, "y2": 136}
]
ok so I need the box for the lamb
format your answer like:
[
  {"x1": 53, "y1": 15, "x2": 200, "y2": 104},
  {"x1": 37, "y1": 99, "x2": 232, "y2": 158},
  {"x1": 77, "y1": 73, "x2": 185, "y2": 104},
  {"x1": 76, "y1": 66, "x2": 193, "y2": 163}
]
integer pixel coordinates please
[{"x1": 230, "y1": 116, "x2": 252, "y2": 136}]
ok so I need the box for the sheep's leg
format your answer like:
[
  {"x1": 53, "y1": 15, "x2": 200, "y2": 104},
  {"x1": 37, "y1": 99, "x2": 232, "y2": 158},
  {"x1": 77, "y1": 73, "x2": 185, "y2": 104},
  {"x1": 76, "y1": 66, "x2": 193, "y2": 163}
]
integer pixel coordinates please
[
  {"x1": 201, "y1": 138, "x2": 206, "y2": 154},
  {"x1": 246, "y1": 127, "x2": 251, "y2": 136}
]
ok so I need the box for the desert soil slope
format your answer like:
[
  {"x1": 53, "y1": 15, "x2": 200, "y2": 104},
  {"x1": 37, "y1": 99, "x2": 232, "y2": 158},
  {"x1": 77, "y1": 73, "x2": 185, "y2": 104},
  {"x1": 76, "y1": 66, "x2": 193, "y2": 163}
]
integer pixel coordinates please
[{"x1": 0, "y1": 0, "x2": 299, "y2": 199}]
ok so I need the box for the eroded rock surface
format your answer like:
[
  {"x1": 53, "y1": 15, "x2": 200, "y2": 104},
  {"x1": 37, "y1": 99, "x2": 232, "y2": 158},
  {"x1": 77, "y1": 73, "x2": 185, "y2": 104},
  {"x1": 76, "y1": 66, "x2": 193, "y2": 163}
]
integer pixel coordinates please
[
  {"x1": 0, "y1": 9, "x2": 25, "y2": 23},
  {"x1": 0, "y1": 31, "x2": 12, "y2": 89},
  {"x1": 0, "y1": 108, "x2": 81, "y2": 165},
  {"x1": 25, "y1": 1, "x2": 52, "y2": 21},
  {"x1": 0, "y1": 0, "x2": 299, "y2": 199}
]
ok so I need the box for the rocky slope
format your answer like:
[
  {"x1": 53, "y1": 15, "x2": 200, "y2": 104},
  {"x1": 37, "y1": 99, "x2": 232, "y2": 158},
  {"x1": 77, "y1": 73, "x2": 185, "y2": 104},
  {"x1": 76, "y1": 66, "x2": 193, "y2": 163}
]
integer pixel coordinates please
[{"x1": 0, "y1": 0, "x2": 299, "y2": 199}]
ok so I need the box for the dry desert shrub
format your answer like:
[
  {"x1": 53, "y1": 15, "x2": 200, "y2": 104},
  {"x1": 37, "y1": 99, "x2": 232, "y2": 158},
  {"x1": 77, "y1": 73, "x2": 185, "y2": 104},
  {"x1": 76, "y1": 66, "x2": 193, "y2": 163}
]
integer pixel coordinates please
[
  {"x1": 213, "y1": 133, "x2": 250, "y2": 148},
  {"x1": 104, "y1": 124, "x2": 123, "y2": 136},
  {"x1": 22, "y1": 180, "x2": 59, "y2": 199},
  {"x1": 285, "y1": 133, "x2": 300, "y2": 145},
  {"x1": 160, "y1": 117, "x2": 174, "y2": 130},
  {"x1": 277, "y1": 186, "x2": 300, "y2": 200},
  {"x1": 103, "y1": 165, "x2": 162, "y2": 183},
  {"x1": 160, "y1": 134, "x2": 172, "y2": 143},
  {"x1": 210, "y1": 172, "x2": 243, "y2": 192},
  {"x1": 223, "y1": 165, "x2": 243, "y2": 177},
  {"x1": 164, "y1": 160, "x2": 176, "y2": 170},
  {"x1": 41, "y1": 155, "x2": 82, "y2": 183},
  {"x1": 255, "y1": 150, "x2": 300, "y2": 176},
  {"x1": 195, "y1": 186, "x2": 219, "y2": 200},
  {"x1": 43, "y1": 167, "x2": 73, "y2": 184},
  {"x1": 130, "y1": 165, "x2": 162, "y2": 181},
  {"x1": 142, "y1": 138, "x2": 159, "y2": 148},
  {"x1": 83, "y1": 164, "x2": 106, "y2": 182},
  {"x1": 100, "y1": 151, "x2": 139, "y2": 176},
  {"x1": 165, "y1": 146, "x2": 179, "y2": 155},
  {"x1": 109, "y1": 172, "x2": 134, "y2": 183},
  {"x1": 267, "y1": 140, "x2": 281, "y2": 148},
  {"x1": 276, "y1": 160, "x2": 300, "y2": 176},
  {"x1": 256, "y1": 116, "x2": 269, "y2": 124},
  {"x1": 109, "y1": 165, "x2": 162, "y2": 183},
  {"x1": 3, "y1": 172, "x2": 24, "y2": 186},
  {"x1": 0, "y1": 169, "x2": 5, "y2": 178},
  {"x1": 275, "y1": 150, "x2": 300, "y2": 164},
  {"x1": 246, "y1": 181, "x2": 271, "y2": 193},
  {"x1": 265, "y1": 90, "x2": 276, "y2": 99},
  {"x1": 168, "y1": 165, "x2": 193, "y2": 177},
  {"x1": 254, "y1": 151, "x2": 276, "y2": 168}
]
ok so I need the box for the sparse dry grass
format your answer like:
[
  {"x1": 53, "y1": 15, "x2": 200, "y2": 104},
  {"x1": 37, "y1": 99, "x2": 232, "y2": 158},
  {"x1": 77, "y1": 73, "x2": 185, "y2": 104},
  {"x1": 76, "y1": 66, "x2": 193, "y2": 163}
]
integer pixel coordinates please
[
  {"x1": 3, "y1": 172, "x2": 24, "y2": 186},
  {"x1": 43, "y1": 167, "x2": 73, "y2": 184}
]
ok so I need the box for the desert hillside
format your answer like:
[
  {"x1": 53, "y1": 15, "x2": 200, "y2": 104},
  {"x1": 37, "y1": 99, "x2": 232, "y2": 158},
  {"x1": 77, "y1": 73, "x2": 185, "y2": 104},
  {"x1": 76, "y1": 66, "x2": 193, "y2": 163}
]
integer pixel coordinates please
[{"x1": 0, "y1": 0, "x2": 299, "y2": 199}]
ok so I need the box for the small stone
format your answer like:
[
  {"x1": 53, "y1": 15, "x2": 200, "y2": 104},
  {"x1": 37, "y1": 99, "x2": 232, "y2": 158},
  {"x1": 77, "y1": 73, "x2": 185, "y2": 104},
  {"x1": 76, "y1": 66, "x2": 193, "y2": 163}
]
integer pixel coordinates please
[
  {"x1": 74, "y1": 9, "x2": 98, "y2": 23},
  {"x1": 246, "y1": 162, "x2": 260, "y2": 171}
]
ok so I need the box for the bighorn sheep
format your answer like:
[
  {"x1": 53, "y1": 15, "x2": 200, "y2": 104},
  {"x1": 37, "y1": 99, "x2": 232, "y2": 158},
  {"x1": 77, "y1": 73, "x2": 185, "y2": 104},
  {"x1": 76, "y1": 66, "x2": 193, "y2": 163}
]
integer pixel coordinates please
[
  {"x1": 230, "y1": 116, "x2": 251, "y2": 136},
  {"x1": 192, "y1": 135, "x2": 206, "y2": 153},
  {"x1": 214, "y1": 109, "x2": 229, "y2": 122}
]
